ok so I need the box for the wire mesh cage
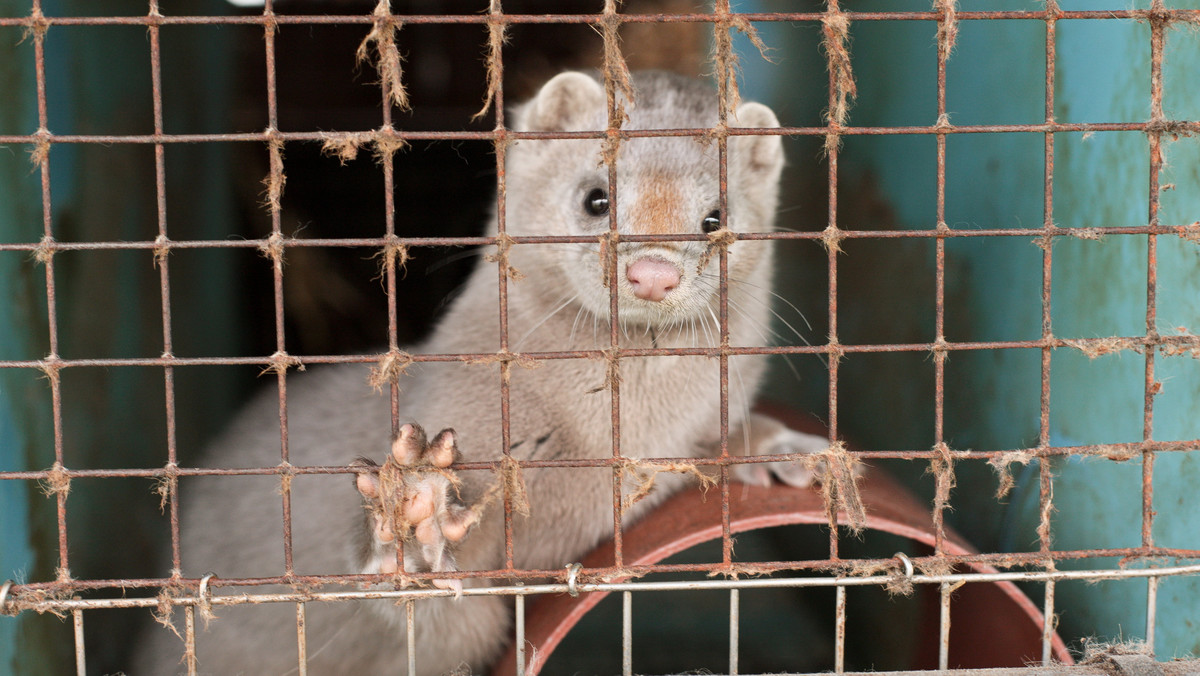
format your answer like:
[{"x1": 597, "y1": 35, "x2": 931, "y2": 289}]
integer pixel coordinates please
[{"x1": 0, "y1": 0, "x2": 1199, "y2": 675}]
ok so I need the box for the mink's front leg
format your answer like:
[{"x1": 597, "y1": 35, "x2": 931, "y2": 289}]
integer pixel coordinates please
[{"x1": 352, "y1": 423, "x2": 484, "y2": 593}]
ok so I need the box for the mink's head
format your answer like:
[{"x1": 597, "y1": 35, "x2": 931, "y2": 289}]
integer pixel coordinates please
[{"x1": 504, "y1": 71, "x2": 784, "y2": 330}]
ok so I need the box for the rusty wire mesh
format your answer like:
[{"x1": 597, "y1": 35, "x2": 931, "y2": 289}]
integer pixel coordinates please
[{"x1": 1, "y1": 0, "x2": 1199, "y2": 674}]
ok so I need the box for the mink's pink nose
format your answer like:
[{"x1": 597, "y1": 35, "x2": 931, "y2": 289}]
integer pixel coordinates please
[{"x1": 626, "y1": 257, "x2": 681, "y2": 302}]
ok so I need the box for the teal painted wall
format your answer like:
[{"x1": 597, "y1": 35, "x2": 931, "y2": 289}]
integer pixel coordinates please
[
  {"x1": 1, "y1": 0, "x2": 242, "y2": 671},
  {"x1": 1, "y1": 1, "x2": 59, "y2": 671},
  {"x1": 741, "y1": 0, "x2": 1200, "y2": 660}
]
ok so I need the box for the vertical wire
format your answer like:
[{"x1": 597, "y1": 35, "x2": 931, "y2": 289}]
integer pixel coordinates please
[
  {"x1": 374, "y1": 1, "x2": 405, "y2": 576},
  {"x1": 484, "y1": 1, "x2": 518, "y2": 573},
  {"x1": 1146, "y1": 575, "x2": 1158, "y2": 652},
  {"x1": 1043, "y1": 579, "x2": 1057, "y2": 665},
  {"x1": 259, "y1": 0, "x2": 295, "y2": 578},
  {"x1": 72, "y1": 609, "x2": 85, "y2": 676},
  {"x1": 406, "y1": 599, "x2": 417, "y2": 675},
  {"x1": 1040, "y1": 4, "x2": 1059, "y2": 663},
  {"x1": 823, "y1": 0, "x2": 844, "y2": 563},
  {"x1": 30, "y1": 0, "x2": 70, "y2": 581},
  {"x1": 834, "y1": 584, "x2": 847, "y2": 674},
  {"x1": 931, "y1": 19, "x2": 956, "y2": 663},
  {"x1": 185, "y1": 605, "x2": 198, "y2": 676},
  {"x1": 714, "y1": 0, "x2": 733, "y2": 567},
  {"x1": 295, "y1": 602, "x2": 308, "y2": 676},
  {"x1": 146, "y1": 0, "x2": 183, "y2": 579},
  {"x1": 1143, "y1": 2, "x2": 1167, "y2": 653},
  {"x1": 728, "y1": 588, "x2": 740, "y2": 676},
  {"x1": 621, "y1": 590, "x2": 633, "y2": 676},
  {"x1": 516, "y1": 592, "x2": 527, "y2": 676},
  {"x1": 602, "y1": 0, "x2": 625, "y2": 570},
  {"x1": 381, "y1": 9, "x2": 400, "y2": 436},
  {"x1": 931, "y1": 0, "x2": 952, "y2": 558},
  {"x1": 938, "y1": 581, "x2": 952, "y2": 670}
]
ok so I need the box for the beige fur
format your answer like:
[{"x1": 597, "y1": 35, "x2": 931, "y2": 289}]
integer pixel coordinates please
[{"x1": 133, "y1": 71, "x2": 826, "y2": 675}]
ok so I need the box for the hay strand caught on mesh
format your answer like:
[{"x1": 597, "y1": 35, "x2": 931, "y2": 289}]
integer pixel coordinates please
[
  {"x1": 820, "y1": 225, "x2": 845, "y2": 254},
  {"x1": 618, "y1": 458, "x2": 717, "y2": 513},
  {"x1": 368, "y1": 350, "x2": 414, "y2": 393},
  {"x1": 464, "y1": 350, "x2": 542, "y2": 385},
  {"x1": 484, "y1": 232, "x2": 524, "y2": 281},
  {"x1": 321, "y1": 128, "x2": 409, "y2": 166},
  {"x1": 473, "y1": 4, "x2": 509, "y2": 121},
  {"x1": 28, "y1": 128, "x2": 50, "y2": 169},
  {"x1": 259, "y1": 350, "x2": 304, "y2": 377},
  {"x1": 1179, "y1": 221, "x2": 1200, "y2": 243},
  {"x1": 152, "y1": 234, "x2": 170, "y2": 268},
  {"x1": 804, "y1": 441, "x2": 866, "y2": 533},
  {"x1": 262, "y1": 135, "x2": 286, "y2": 213},
  {"x1": 40, "y1": 462, "x2": 71, "y2": 498},
  {"x1": 820, "y1": 7, "x2": 857, "y2": 130},
  {"x1": 989, "y1": 450, "x2": 1033, "y2": 499},
  {"x1": 1159, "y1": 327, "x2": 1200, "y2": 359},
  {"x1": 934, "y1": 0, "x2": 959, "y2": 61},
  {"x1": 153, "y1": 468, "x2": 178, "y2": 513},
  {"x1": 357, "y1": 0, "x2": 409, "y2": 111},
  {"x1": 372, "y1": 237, "x2": 410, "y2": 281},
  {"x1": 1063, "y1": 337, "x2": 1144, "y2": 359},
  {"x1": 696, "y1": 226, "x2": 737, "y2": 273},
  {"x1": 929, "y1": 443, "x2": 956, "y2": 542},
  {"x1": 33, "y1": 235, "x2": 55, "y2": 265},
  {"x1": 588, "y1": 348, "x2": 621, "y2": 394},
  {"x1": 710, "y1": 1, "x2": 774, "y2": 114},
  {"x1": 597, "y1": 1, "x2": 634, "y2": 124},
  {"x1": 498, "y1": 454, "x2": 531, "y2": 517}
]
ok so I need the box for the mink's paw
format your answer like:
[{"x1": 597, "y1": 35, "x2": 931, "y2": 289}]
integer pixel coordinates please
[
  {"x1": 731, "y1": 427, "x2": 830, "y2": 488},
  {"x1": 353, "y1": 423, "x2": 480, "y2": 593}
]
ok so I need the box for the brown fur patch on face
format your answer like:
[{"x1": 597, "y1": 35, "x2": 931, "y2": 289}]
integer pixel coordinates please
[{"x1": 631, "y1": 173, "x2": 683, "y2": 234}]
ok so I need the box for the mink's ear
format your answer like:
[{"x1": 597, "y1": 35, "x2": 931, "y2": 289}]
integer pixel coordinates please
[
  {"x1": 731, "y1": 101, "x2": 784, "y2": 176},
  {"x1": 517, "y1": 71, "x2": 606, "y2": 132}
]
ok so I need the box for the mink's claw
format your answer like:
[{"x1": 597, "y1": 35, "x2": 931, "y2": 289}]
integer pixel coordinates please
[{"x1": 354, "y1": 424, "x2": 482, "y2": 585}]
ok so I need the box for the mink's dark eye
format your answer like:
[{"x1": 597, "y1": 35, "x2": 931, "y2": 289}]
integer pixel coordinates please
[
  {"x1": 702, "y1": 210, "x2": 722, "y2": 233},
  {"x1": 584, "y1": 188, "x2": 609, "y2": 217}
]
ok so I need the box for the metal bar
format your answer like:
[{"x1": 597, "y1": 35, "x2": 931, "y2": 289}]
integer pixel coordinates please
[
  {"x1": 939, "y1": 581, "x2": 952, "y2": 670},
  {"x1": 3, "y1": 439, "x2": 1198, "y2": 487},
  {"x1": 296, "y1": 602, "x2": 308, "y2": 676},
  {"x1": 29, "y1": 0, "x2": 71, "y2": 583},
  {"x1": 824, "y1": 0, "x2": 844, "y2": 563},
  {"x1": 9, "y1": 561, "x2": 1200, "y2": 613},
  {"x1": 622, "y1": 590, "x2": 632, "y2": 676},
  {"x1": 1038, "y1": 15, "x2": 1060, "y2": 671},
  {"x1": 0, "y1": 221, "x2": 1196, "y2": 253},
  {"x1": 603, "y1": 0, "x2": 626, "y2": 570},
  {"x1": 489, "y1": 0, "x2": 517, "y2": 571},
  {"x1": 2, "y1": 9, "x2": 1197, "y2": 28},
  {"x1": 516, "y1": 593, "x2": 527, "y2": 676},
  {"x1": 73, "y1": 609, "x2": 85, "y2": 676},
  {"x1": 835, "y1": 584, "x2": 847, "y2": 674},
  {"x1": 1042, "y1": 580, "x2": 1056, "y2": 666},
  {"x1": 8, "y1": 120, "x2": 1197, "y2": 148},
  {"x1": 3, "y1": 544, "x2": 1200, "y2": 598},
  {"x1": 1146, "y1": 575, "x2": 1158, "y2": 656},
  {"x1": 0, "y1": 329, "x2": 1196, "y2": 374},
  {"x1": 729, "y1": 588, "x2": 740, "y2": 676},
  {"x1": 715, "y1": 0, "x2": 734, "y2": 568},
  {"x1": 185, "y1": 605, "x2": 197, "y2": 676},
  {"x1": 931, "y1": 0, "x2": 951, "y2": 559},
  {"x1": 263, "y1": 0, "x2": 296, "y2": 579},
  {"x1": 1142, "y1": 0, "x2": 1167, "y2": 558},
  {"x1": 406, "y1": 600, "x2": 416, "y2": 676},
  {"x1": 146, "y1": 0, "x2": 184, "y2": 580}
]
